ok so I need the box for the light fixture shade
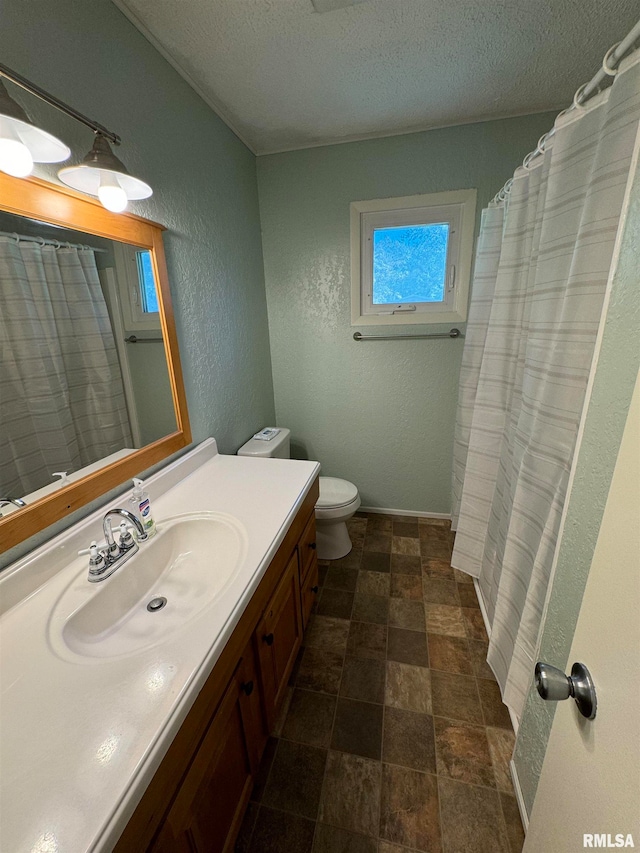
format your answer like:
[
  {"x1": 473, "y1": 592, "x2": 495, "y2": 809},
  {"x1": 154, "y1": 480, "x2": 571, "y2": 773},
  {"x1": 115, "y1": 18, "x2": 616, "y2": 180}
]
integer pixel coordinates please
[
  {"x1": 58, "y1": 134, "x2": 152, "y2": 200},
  {"x1": 0, "y1": 79, "x2": 71, "y2": 163}
]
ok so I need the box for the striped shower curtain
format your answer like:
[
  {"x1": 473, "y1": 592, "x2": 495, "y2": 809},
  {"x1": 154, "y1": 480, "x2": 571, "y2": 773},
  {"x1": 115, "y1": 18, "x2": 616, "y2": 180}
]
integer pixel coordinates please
[
  {"x1": 0, "y1": 239, "x2": 132, "y2": 498},
  {"x1": 451, "y1": 51, "x2": 640, "y2": 718}
]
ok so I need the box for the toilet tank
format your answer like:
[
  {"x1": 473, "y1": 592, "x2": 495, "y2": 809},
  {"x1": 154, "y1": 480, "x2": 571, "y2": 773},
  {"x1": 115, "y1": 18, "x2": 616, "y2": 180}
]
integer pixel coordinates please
[{"x1": 237, "y1": 428, "x2": 291, "y2": 459}]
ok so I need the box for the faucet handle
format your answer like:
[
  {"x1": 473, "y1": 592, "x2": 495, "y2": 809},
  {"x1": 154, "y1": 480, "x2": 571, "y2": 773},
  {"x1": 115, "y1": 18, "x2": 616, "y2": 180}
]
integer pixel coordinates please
[
  {"x1": 103, "y1": 519, "x2": 118, "y2": 555},
  {"x1": 78, "y1": 541, "x2": 107, "y2": 580},
  {"x1": 78, "y1": 539, "x2": 108, "y2": 557},
  {"x1": 118, "y1": 521, "x2": 137, "y2": 551}
]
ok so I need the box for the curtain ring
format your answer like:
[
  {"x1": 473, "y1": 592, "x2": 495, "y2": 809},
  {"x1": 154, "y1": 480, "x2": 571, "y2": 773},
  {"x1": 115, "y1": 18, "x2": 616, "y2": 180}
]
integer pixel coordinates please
[
  {"x1": 523, "y1": 150, "x2": 537, "y2": 169},
  {"x1": 11, "y1": 232, "x2": 20, "y2": 244},
  {"x1": 602, "y1": 42, "x2": 621, "y2": 76},
  {"x1": 36, "y1": 236, "x2": 46, "y2": 247},
  {"x1": 537, "y1": 132, "x2": 550, "y2": 153},
  {"x1": 504, "y1": 178, "x2": 514, "y2": 194},
  {"x1": 572, "y1": 83, "x2": 588, "y2": 109}
]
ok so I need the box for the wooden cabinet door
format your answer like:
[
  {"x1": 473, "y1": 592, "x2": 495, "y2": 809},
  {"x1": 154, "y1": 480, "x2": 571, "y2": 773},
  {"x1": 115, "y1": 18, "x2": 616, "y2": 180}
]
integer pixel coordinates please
[
  {"x1": 256, "y1": 550, "x2": 303, "y2": 729},
  {"x1": 298, "y1": 513, "x2": 318, "y2": 583},
  {"x1": 300, "y1": 556, "x2": 319, "y2": 630},
  {"x1": 154, "y1": 642, "x2": 265, "y2": 853},
  {"x1": 237, "y1": 642, "x2": 268, "y2": 773}
]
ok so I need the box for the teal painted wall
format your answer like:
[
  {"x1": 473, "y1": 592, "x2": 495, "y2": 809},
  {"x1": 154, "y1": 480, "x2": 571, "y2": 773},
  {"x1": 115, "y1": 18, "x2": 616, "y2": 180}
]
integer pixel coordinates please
[
  {"x1": 0, "y1": 0, "x2": 274, "y2": 568},
  {"x1": 257, "y1": 114, "x2": 556, "y2": 513},
  {"x1": 513, "y1": 158, "x2": 640, "y2": 816}
]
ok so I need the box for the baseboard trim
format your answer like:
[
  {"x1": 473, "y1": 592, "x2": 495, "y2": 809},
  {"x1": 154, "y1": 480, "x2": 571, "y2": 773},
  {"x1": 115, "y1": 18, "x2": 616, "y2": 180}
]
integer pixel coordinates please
[
  {"x1": 510, "y1": 758, "x2": 530, "y2": 832},
  {"x1": 473, "y1": 578, "x2": 491, "y2": 637},
  {"x1": 359, "y1": 506, "x2": 451, "y2": 520}
]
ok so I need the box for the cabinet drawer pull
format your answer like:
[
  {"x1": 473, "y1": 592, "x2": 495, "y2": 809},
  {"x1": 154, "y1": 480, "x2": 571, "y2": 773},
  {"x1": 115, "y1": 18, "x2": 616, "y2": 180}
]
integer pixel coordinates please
[
  {"x1": 309, "y1": 542, "x2": 317, "y2": 550},
  {"x1": 262, "y1": 633, "x2": 274, "y2": 646},
  {"x1": 241, "y1": 680, "x2": 254, "y2": 696},
  {"x1": 311, "y1": 585, "x2": 319, "y2": 593}
]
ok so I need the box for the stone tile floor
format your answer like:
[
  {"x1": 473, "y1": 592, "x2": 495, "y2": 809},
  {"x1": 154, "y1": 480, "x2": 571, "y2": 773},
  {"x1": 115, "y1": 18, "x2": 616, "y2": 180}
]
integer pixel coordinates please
[{"x1": 236, "y1": 513, "x2": 525, "y2": 853}]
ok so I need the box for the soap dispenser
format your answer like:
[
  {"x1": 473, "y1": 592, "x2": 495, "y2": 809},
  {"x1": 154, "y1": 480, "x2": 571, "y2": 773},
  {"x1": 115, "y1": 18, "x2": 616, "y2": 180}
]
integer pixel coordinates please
[{"x1": 130, "y1": 478, "x2": 156, "y2": 537}]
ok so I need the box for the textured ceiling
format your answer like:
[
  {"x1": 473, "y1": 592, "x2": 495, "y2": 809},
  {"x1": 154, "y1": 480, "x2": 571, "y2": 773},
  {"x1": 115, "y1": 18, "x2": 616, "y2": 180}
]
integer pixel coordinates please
[{"x1": 113, "y1": 0, "x2": 639, "y2": 154}]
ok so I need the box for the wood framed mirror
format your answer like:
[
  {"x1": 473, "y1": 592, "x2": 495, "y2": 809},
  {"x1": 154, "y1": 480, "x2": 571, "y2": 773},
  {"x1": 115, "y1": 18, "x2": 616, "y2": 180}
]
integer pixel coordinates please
[{"x1": 0, "y1": 172, "x2": 191, "y2": 553}]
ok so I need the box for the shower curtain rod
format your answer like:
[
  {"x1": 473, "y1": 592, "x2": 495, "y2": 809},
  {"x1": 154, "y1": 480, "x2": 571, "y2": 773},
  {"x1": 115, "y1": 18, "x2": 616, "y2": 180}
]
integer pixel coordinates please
[
  {"x1": 490, "y1": 19, "x2": 640, "y2": 206},
  {"x1": 0, "y1": 229, "x2": 107, "y2": 252}
]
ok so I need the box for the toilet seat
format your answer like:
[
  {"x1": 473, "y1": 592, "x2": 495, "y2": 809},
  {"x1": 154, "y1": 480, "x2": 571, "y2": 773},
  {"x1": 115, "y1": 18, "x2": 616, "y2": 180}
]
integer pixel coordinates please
[
  {"x1": 317, "y1": 477, "x2": 359, "y2": 509},
  {"x1": 315, "y1": 477, "x2": 360, "y2": 523}
]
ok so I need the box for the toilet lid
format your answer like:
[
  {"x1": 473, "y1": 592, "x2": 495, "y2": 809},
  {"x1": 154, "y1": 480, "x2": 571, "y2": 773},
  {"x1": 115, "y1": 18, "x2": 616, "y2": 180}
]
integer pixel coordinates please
[{"x1": 317, "y1": 477, "x2": 359, "y2": 509}]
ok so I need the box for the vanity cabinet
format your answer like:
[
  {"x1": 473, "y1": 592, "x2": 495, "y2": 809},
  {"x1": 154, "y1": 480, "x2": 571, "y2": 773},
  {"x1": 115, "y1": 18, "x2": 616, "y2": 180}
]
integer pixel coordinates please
[{"x1": 115, "y1": 477, "x2": 319, "y2": 853}]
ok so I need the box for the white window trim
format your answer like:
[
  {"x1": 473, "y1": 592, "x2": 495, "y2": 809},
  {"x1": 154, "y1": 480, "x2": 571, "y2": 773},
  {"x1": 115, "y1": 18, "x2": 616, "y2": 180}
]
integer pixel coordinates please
[{"x1": 350, "y1": 189, "x2": 477, "y2": 326}]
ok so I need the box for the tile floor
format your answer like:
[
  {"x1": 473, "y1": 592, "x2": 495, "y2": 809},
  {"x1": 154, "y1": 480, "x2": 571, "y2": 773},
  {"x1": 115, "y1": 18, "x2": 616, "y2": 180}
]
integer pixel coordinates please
[{"x1": 236, "y1": 513, "x2": 525, "y2": 853}]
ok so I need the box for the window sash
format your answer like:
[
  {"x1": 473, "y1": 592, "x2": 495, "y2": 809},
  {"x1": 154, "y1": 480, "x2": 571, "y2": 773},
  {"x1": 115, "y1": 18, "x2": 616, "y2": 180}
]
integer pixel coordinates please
[
  {"x1": 360, "y1": 203, "x2": 462, "y2": 316},
  {"x1": 350, "y1": 189, "x2": 477, "y2": 327}
]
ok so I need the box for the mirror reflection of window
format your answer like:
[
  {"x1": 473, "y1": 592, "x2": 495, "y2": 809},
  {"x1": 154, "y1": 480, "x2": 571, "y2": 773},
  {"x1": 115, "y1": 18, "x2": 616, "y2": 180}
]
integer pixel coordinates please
[
  {"x1": 112, "y1": 243, "x2": 161, "y2": 332},
  {"x1": 136, "y1": 250, "x2": 159, "y2": 314}
]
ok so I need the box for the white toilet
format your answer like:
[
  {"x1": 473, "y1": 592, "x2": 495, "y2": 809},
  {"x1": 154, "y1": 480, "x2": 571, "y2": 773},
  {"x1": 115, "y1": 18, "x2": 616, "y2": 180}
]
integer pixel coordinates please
[{"x1": 237, "y1": 427, "x2": 361, "y2": 560}]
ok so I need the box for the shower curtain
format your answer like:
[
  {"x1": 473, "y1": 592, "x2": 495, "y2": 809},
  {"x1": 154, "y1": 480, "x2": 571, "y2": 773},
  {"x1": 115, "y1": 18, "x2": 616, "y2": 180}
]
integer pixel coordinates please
[
  {"x1": 0, "y1": 238, "x2": 132, "y2": 498},
  {"x1": 451, "y1": 51, "x2": 640, "y2": 718}
]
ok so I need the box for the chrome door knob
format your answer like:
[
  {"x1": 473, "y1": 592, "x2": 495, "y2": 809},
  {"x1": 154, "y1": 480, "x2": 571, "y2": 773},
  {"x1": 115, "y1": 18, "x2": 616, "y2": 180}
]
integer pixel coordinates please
[{"x1": 535, "y1": 661, "x2": 597, "y2": 720}]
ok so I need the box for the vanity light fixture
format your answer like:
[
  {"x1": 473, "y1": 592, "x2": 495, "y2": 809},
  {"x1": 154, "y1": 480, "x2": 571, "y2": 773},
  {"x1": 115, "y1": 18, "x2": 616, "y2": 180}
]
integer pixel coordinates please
[
  {"x1": 58, "y1": 134, "x2": 152, "y2": 213},
  {"x1": 0, "y1": 62, "x2": 152, "y2": 212},
  {"x1": 0, "y1": 79, "x2": 70, "y2": 177}
]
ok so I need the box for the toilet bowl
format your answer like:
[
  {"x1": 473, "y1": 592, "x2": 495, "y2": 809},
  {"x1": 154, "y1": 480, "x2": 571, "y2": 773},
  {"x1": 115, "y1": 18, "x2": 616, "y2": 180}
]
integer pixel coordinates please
[
  {"x1": 237, "y1": 428, "x2": 360, "y2": 560},
  {"x1": 315, "y1": 476, "x2": 361, "y2": 560}
]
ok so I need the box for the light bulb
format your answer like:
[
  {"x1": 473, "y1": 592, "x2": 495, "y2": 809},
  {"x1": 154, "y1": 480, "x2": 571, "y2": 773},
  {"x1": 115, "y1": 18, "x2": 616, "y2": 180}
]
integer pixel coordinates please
[
  {"x1": 97, "y1": 172, "x2": 128, "y2": 212},
  {"x1": 0, "y1": 136, "x2": 33, "y2": 177}
]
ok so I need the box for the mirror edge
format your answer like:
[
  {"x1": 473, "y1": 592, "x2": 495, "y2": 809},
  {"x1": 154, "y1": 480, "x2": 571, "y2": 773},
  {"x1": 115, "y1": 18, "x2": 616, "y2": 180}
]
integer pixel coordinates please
[{"x1": 0, "y1": 172, "x2": 192, "y2": 553}]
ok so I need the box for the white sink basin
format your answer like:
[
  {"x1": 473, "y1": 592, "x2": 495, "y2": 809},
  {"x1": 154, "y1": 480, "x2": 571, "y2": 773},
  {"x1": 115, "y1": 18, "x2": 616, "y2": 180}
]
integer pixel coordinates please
[{"x1": 49, "y1": 512, "x2": 247, "y2": 660}]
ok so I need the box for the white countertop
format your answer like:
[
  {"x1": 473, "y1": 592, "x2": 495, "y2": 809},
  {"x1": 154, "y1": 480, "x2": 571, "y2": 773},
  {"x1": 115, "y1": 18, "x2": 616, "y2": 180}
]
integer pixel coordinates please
[{"x1": 0, "y1": 440, "x2": 320, "y2": 853}]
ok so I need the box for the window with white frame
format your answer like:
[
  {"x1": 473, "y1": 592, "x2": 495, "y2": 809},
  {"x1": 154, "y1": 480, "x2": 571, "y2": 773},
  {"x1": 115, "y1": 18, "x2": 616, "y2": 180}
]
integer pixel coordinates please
[
  {"x1": 350, "y1": 189, "x2": 477, "y2": 326},
  {"x1": 112, "y1": 242, "x2": 161, "y2": 332}
]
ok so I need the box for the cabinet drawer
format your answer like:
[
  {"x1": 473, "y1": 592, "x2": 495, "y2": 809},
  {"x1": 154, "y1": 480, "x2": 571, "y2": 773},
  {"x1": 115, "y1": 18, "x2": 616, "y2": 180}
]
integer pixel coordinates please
[
  {"x1": 298, "y1": 512, "x2": 318, "y2": 583},
  {"x1": 300, "y1": 557, "x2": 319, "y2": 630}
]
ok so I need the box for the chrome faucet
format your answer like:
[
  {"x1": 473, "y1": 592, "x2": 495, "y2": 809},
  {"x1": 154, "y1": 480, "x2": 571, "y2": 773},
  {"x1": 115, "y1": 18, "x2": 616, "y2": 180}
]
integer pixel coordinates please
[
  {"x1": 82, "y1": 508, "x2": 148, "y2": 582},
  {"x1": 103, "y1": 507, "x2": 147, "y2": 553},
  {"x1": 0, "y1": 496, "x2": 26, "y2": 508}
]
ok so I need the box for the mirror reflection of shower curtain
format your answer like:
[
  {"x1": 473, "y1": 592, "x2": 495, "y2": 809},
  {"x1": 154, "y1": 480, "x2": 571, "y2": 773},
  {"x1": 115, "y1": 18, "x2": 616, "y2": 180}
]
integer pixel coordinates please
[
  {"x1": 0, "y1": 238, "x2": 133, "y2": 497},
  {"x1": 450, "y1": 52, "x2": 640, "y2": 720}
]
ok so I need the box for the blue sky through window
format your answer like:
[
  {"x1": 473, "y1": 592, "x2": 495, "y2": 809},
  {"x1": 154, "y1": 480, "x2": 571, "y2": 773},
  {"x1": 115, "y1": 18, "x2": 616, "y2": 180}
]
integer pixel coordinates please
[
  {"x1": 372, "y1": 222, "x2": 449, "y2": 304},
  {"x1": 136, "y1": 250, "x2": 159, "y2": 313}
]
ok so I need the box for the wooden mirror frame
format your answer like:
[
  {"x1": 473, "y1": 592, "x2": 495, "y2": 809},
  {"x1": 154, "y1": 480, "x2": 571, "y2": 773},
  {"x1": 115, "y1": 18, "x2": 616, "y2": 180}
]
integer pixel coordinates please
[{"x1": 0, "y1": 172, "x2": 191, "y2": 553}]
